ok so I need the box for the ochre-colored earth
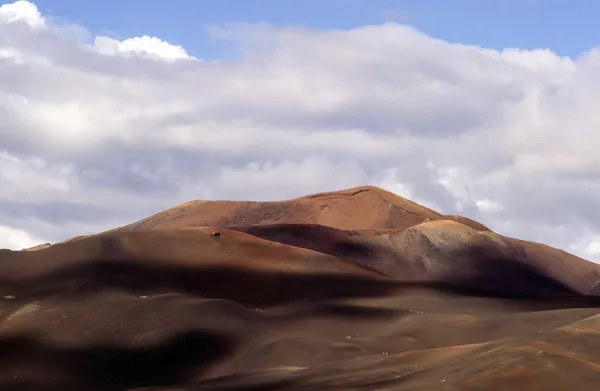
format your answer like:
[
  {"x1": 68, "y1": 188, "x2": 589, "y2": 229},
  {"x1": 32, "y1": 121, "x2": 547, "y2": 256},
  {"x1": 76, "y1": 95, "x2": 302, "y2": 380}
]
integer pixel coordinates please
[{"x1": 2, "y1": 185, "x2": 600, "y2": 391}]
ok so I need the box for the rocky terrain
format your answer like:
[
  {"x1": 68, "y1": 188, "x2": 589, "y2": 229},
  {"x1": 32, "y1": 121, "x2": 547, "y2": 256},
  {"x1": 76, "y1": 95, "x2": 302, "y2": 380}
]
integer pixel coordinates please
[{"x1": 1, "y1": 186, "x2": 600, "y2": 390}]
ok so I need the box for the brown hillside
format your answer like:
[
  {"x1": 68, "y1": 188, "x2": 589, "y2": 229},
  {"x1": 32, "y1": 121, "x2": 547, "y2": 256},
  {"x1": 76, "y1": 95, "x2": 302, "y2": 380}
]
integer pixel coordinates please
[
  {"x1": 231, "y1": 220, "x2": 600, "y2": 297},
  {"x1": 2, "y1": 185, "x2": 600, "y2": 391},
  {"x1": 113, "y1": 186, "x2": 450, "y2": 231}
]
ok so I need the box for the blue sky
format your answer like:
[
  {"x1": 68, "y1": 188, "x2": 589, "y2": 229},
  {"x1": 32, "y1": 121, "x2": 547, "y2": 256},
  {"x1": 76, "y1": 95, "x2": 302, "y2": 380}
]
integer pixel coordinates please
[{"x1": 8, "y1": 0, "x2": 595, "y2": 59}]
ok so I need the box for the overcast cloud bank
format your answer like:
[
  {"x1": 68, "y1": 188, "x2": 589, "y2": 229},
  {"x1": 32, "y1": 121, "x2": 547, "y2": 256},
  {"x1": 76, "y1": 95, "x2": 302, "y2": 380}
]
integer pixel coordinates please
[{"x1": 1, "y1": 1, "x2": 600, "y2": 260}]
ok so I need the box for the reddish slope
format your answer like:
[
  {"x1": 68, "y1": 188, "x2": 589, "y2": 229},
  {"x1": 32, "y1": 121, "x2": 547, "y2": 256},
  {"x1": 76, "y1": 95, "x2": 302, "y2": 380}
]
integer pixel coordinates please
[
  {"x1": 113, "y1": 186, "x2": 487, "y2": 232},
  {"x1": 231, "y1": 220, "x2": 600, "y2": 297},
  {"x1": 3, "y1": 185, "x2": 600, "y2": 391},
  {"x1": 0, "y1": 228, "x2": 387, "y2": 307},
  {"x1": 71, "y1": 185, "x2": 600, "y2": 297}
]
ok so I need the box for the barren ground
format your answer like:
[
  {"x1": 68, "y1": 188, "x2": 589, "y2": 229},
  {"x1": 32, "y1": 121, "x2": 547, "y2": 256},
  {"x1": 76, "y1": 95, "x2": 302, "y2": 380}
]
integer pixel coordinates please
[{"x1": 1, "y1": 186, "x2": 599, "y2": 390}]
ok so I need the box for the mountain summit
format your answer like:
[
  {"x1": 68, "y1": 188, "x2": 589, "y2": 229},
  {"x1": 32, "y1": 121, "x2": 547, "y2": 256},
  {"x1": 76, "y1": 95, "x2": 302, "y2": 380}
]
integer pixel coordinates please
[
  {"x1": 115, "y1": 185, "x2": 487, "y2": 231},
  {"x1": 1, "y1": 186, "x2": 600, "y2": 390}
]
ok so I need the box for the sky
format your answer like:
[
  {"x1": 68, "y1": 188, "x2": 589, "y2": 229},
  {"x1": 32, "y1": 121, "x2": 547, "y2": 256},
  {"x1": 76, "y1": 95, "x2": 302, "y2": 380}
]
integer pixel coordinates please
[
  {"x1": 2, "y1": 1, "x2": 600, "y2": 262},
  {"x1": 24, "y1": 0, "x2": 597, "y2": 59}
]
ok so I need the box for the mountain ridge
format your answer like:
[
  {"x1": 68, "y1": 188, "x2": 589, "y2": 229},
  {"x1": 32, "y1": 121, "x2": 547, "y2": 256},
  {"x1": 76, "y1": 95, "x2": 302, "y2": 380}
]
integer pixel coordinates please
[
  {"x1": 109, "y1": 185, "x2": 488, "y2": 233},
  {"x1": 2, "y1": 185, "x2": 600, "y2": 390}
]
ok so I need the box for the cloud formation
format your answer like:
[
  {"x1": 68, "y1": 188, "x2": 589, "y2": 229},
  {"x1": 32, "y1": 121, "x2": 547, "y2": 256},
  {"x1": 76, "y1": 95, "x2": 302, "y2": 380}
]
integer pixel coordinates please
[
  {"x1": 93, "y1": 36, "x2": 194, "y2": 60},
  {"x1": 1, "y1": 1, "x2": 600, "y2": 260}
]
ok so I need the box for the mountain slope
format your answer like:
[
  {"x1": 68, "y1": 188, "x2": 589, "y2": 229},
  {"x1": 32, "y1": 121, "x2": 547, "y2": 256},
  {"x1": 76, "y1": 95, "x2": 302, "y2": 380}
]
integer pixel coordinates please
[
  {"x1": 1, "y1": 186, "x2": 600, "y2": 391},
  {"x1": 113, "y1": 186, "x2": 486, "y2": 232}
]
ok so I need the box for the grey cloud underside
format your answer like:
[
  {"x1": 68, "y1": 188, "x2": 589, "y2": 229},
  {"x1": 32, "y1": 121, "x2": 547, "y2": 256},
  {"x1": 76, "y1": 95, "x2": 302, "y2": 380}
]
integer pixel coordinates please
[{"x1": 1, "y1": 2, "x2": 600, "y2": 260}]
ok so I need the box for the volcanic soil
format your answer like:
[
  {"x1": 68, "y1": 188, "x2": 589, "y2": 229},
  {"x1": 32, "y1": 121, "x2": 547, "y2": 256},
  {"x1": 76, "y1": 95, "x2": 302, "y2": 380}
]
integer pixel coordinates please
[{"x1": 1, "y1": 185, "x2": 600, "y2": 391}]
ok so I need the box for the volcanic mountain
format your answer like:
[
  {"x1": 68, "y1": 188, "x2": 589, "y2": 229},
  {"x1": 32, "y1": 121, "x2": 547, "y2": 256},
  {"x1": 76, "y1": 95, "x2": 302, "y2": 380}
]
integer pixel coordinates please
[{"x1": 1, "y1": 185, "x2": 600, "y2": 391}]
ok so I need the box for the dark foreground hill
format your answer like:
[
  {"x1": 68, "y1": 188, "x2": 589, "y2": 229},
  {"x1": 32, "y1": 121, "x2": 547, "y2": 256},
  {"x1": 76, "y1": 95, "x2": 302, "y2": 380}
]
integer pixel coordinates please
[{"x1": 2, "y1": 186, "x2": 600, "y2": 391}]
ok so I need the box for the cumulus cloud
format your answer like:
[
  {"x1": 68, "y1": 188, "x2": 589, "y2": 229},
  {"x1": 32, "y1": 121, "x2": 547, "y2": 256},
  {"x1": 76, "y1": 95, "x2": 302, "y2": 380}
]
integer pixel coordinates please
[
  {"x1": 0, "y1": 0, "x2": 44, "y2": 28},
  {"x1": 93, "y1": 35, "x2": 194, "y2": 60},
  {"x1": 1, "y1": 1, "x2": 600, "y2": 261},
  {"x1": 0, "y1": 224, "x2": 46, "y2": 249}
]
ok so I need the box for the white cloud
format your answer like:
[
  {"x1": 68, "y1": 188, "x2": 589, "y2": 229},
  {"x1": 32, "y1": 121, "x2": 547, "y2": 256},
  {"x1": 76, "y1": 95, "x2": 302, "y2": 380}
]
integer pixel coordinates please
[
  {"x1": 215, "y1": 157, "x2": 368, "y2": 201},
  {"x1": 2, "y1": 2, "x2": 600, "y2": 261},
  {"x1": 0, "y1": 0, "x2": 45, "y2": 28},
  {"x1": 0, "y1": 224, "x2": 47, "y2": 249},
  {"x1": 93, "y1": 35, "x2": 194, "y2": 60},
  {"x1": 584, "y1": 240, "x2": 600, "y2": 256},
  {"x1": 568, "y1": 233, "x2": 600, "y2": 261},
  {"x1": 475, "y1": 199, "x2": 504, "y2": 213}
]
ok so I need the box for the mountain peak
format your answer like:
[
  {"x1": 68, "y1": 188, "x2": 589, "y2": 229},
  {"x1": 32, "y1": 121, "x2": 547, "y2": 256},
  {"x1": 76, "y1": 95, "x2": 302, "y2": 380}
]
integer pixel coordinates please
[{"x1": 115, "y1": 185, "x2": 443, "y2": 232}]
